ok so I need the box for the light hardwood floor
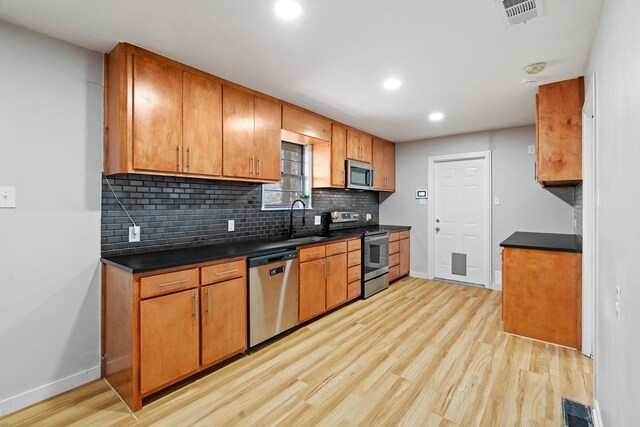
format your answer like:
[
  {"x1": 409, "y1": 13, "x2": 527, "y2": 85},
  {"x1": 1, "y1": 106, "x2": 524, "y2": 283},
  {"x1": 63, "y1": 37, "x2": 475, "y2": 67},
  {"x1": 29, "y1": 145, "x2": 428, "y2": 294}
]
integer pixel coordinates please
[{"x1": 1, "y1": 278, "x2": 592, "y2": 426}]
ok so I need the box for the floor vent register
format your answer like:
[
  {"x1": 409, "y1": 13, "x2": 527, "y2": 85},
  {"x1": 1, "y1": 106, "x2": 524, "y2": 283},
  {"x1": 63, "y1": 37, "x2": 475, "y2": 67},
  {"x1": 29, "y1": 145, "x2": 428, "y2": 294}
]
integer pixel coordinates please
[{"x1": 562, "y1": 397, "x2": 594, "y2": 427}]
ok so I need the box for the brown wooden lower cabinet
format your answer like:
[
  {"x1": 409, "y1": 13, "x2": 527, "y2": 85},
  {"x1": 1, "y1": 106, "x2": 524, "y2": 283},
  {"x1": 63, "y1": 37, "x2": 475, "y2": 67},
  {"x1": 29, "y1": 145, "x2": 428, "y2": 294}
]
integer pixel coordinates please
[
  {"x1": 103, "y1": 257, "x2": 247, "y2": 411},
  {"x1": 140, "y1": 289, "x2": 200, "y2": 395},
  {"x1": 502, "y1": 248, "x2": 581, "y2": 350},
  {"x1": 389, "y1": 231, "x2": 410, "y2": 282},
  {"x1": 200, "y1": 277, "x2": 247, "y2": 367},
  {"x1": 299, "y1": 258, "x2": 326, "y2": 322},
  {"x1": 326, "y1": 253, "x2": 348, "y2": 309}
]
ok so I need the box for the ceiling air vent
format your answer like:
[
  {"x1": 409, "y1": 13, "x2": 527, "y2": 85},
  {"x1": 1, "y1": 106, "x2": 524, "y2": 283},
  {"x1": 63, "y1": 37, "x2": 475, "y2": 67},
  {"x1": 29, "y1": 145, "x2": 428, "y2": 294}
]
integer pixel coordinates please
[{"x1": 501, "y1": 0, "x2": 545, "y2": 26}]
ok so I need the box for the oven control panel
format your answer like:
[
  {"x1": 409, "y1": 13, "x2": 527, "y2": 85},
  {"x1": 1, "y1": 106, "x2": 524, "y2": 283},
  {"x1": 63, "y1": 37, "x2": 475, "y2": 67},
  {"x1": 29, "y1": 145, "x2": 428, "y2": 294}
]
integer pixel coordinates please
[{"x1": 330, "y1": 211, "x2": 360, "y2": 223}]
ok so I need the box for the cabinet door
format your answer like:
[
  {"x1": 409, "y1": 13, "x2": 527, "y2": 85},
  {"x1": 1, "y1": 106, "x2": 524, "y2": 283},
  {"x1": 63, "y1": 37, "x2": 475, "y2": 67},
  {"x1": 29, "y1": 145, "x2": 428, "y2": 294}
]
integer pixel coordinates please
[
  {"x1": 140, "y1": 289, "x2": 199, "y2": 394},
  {"x1": 385, "y1": 141, "x2": 396, "y2": 191},
  {"x1": 299, "y1": 259, "x2": 326, "y2": 322},
  {"x1": 346, "y1": 129, "x2": 363, "y2": 161},
  {"x1": 331, "y1": 124, "x2": 347, "y2": 187},
  {"x1": 223, "y1": 86, "x2": 255, "y2": 178},
  {"x1": 201, "y1": 277, "x2": 247, "y2": 366},
  {"x1": 372, "y1": 137, "x2": 386, "y2": 190},
  {"x1": 183, "y1": 72, "x2": 222, "y2": 176},
  {"x1": 133, "y1": 54, "x2": 183, "y2": 173},
  {"x1": 326, "y1": 253, "x2": 348, "y2": 309},
  {"x1": 399, "y1": 238, "x2": 410, "y2": 276},
  {"x1": 282, "y1": 105, "x2": 331, "y2": 142},
  {"x1": 254, "y1": 97, "x2": 282, "y2": 181},
  {"x1": 359, "y1": 134, "x2": 373, "y2": 163}
]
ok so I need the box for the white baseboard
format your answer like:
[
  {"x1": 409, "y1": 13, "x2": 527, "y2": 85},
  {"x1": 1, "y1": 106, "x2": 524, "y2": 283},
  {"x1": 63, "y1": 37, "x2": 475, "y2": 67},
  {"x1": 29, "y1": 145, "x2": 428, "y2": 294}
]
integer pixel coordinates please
[
  {"x1": 593, "y1": 399, "x2": 603, "y2": 427},
  {"x1": 489, "y1": 282, "x2": 503, "y2": 291},
  {"x1": 409, "y1": 270, "x2": 429, "y2": 279},
  {"x1": 0, "y1": 366, "x2": 101, "y2": 417}
]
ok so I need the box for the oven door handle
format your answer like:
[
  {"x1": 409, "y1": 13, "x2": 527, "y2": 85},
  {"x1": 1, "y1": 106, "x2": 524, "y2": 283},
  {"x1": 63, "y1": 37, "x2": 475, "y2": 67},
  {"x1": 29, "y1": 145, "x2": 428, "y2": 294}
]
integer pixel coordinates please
[
  {"x1": 365, "y1": 235, "x2": 389, "y2": 244},
  {"x1": 365, "y1": 170, "x2": 372, "y2": 186}
]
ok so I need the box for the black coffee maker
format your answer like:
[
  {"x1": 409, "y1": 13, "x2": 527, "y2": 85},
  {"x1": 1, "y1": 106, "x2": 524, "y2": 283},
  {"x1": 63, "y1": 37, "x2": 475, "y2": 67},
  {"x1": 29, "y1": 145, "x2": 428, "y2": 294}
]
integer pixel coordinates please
[{"x1": 320, "y1": 212, "x2": 333, "y2": 235}]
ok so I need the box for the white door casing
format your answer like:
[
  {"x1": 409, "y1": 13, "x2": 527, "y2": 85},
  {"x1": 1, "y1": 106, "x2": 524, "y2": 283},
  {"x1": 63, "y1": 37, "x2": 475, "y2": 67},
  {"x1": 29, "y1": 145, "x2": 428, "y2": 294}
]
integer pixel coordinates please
[{"x1": 428, "y1": 152, "x2": 492, "y2": 287}]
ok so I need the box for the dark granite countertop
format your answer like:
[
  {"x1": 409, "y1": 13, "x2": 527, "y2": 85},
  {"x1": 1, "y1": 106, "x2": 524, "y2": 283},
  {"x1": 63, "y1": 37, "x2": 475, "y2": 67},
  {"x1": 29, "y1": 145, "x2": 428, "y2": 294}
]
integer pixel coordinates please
[
  {"x1": 500, "y1": 232, "x2": 582, "y2": 253},
  {"x1": 102, "y1": 224, "x2": 411, "y2": 274}
]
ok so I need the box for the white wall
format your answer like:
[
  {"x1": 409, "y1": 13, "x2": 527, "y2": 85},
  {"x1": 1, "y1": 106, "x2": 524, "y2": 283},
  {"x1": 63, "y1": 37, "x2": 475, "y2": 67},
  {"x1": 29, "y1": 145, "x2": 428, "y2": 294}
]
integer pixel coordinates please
[
  {"x1": 586, "y1": 0, "x2": 640, "y2": 424},
  {"x1": 0, "y1": 21, "x2": 103, "y2": 415},
  {"x1": 380, "y1": 125, "x2": 574, "y2": 287}
]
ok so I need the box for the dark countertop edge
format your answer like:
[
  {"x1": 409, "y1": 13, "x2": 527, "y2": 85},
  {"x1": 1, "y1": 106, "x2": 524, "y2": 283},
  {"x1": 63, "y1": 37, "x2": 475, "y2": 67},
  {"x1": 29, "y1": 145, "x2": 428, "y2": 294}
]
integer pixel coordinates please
[{"x1": 500, "y1": 232, "x2": 582, "y2": 253}]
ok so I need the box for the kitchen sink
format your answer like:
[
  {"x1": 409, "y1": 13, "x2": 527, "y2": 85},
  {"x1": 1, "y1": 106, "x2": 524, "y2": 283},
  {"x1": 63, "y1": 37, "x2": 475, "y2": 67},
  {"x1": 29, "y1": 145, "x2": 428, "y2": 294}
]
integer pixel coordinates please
[{"x1": 284, "y1": 236, "x2": 326, "y2": 245}]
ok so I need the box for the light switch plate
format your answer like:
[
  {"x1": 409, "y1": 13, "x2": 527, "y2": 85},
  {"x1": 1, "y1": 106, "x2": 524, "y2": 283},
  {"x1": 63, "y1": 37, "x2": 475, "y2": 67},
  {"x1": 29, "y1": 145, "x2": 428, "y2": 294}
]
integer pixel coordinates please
[
  {"x1": 528, "y1": 145, "x2": 535, "y2": 155},
  {"x1": 494, "y1": 196, "x2": 501, "y2": 205},
  {"x1": 0, "y1": 186, "x2": 16, "y2": 208},
  {"x1": 314, "y1": 215, "x2": 321, "y2": 225}
]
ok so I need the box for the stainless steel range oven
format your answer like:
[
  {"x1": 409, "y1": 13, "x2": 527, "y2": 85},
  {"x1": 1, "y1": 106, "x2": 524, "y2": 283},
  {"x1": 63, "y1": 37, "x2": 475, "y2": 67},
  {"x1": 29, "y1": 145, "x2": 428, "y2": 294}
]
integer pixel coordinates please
[{"x1": 363, "y1": 230, "x2": 389, "y2": 298}]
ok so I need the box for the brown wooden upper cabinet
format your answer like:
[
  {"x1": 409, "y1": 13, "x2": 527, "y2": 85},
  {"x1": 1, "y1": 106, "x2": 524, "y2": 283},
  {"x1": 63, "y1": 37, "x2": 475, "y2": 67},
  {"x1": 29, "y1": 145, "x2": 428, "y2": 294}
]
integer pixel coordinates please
[
  {"x1": 372, "y1": 137, "x2": 396, "y2": 191},
  {"x1": 311, "y1": 122, "x2": 347, "y2": 189},
  {"x1": 282, "y1": 105, "x2": 331, "y2": 142},
  {"x1": 106, "y1": 44, "x2": 223, "y2": 178},
  {"x1": 346, "y1": 128, "x2": 372, "y2": 163},
  {"x1": 222, "y1": 86, "x2": 281, "y2": 181},
  {"x1": 536, "y1": 77, "x2": 584, "y2": 186}
]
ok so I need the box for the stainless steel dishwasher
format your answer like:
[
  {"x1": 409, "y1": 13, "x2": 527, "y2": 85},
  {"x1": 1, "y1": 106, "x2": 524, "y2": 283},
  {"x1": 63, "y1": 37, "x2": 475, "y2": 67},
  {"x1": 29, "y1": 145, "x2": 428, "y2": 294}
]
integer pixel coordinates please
[{"x1": 248, "y1": 249, "x2": 299, "y2": 347}]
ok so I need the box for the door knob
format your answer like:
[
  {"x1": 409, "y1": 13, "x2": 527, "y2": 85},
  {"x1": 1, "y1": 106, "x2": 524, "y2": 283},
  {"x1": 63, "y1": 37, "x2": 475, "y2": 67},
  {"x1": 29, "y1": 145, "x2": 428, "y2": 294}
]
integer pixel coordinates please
[{"x1": 436, "y1": 227, "x2": 440, "y2": 232}]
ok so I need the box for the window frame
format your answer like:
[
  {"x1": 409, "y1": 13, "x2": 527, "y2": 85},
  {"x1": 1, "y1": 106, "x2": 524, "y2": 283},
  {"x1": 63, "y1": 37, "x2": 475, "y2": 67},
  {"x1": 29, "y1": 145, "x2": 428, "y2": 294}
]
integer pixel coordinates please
[{"x1": 261, "y1": 141, "x2": 313, "y2": 211}]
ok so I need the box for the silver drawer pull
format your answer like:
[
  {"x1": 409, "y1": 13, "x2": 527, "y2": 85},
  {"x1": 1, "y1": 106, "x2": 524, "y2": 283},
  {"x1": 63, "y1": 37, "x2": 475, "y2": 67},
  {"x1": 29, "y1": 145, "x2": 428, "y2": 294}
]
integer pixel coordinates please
[
  {"x1": 308, "y1": 251, "x2": 321, "y2": 256},
  {"x1": 157, "y1": 279, "x2": 188, "y2": 287},
  {"x1": 215, "y1": 269, "x2": 239, "y2": 276}
]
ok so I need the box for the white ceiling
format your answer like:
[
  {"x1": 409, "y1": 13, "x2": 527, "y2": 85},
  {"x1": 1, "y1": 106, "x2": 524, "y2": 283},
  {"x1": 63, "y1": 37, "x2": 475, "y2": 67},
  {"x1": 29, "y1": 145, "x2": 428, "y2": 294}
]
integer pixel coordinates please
[{"x1": 0, "y1": 0, "x2": 601, "y2": 142}]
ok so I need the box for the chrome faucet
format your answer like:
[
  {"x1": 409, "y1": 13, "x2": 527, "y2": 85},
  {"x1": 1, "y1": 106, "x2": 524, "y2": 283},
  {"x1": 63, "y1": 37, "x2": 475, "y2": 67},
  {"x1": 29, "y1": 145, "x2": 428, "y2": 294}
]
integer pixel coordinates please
[{"x1": 288, "y1": 198, "x2": 306, "y2": 238}]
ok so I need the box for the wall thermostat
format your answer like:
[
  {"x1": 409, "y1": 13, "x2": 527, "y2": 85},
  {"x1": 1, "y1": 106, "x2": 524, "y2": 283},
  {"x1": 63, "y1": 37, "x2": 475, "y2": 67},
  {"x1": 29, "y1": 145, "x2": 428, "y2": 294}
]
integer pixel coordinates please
[{"x1": 416, "y1": 189, "x2": 428, "y2": 199}]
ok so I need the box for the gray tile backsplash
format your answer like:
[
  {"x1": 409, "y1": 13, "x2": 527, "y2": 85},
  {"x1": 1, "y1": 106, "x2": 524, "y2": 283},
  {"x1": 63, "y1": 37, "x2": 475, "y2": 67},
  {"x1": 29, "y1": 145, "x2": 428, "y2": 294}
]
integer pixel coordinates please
[{"x1": 101, "y1": 174, "x2": 379, "y2": 256}]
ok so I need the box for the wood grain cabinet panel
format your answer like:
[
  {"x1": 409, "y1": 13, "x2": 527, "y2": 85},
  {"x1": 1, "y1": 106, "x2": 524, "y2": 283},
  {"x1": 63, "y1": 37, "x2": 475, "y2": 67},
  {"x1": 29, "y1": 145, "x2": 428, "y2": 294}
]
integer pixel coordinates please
[
  {"x1": 254, "y1": 97, "x2": 282, "y2": 181},
  {"x1": 503, "y1": 248, "x2": 581, "y2": 349},
  {"x1": 182, "y1": 72, "x2": 222, "y2": 176},
  {"x1": 140, "y1": 289, "x2": 200, "y2": 395},
  {"x1": 347, "y1": 238, "x2": 361, "y2": 252},
  {"x1": 372, "y1": 138, "x2": 396, "y2": 191},
  {"x1": 536, "y1": 77, "x2": 584, "y2": 186},
  {"x1": 347, "y1": 250, "x2": 361, "y2": 267},
  {"x1": 389, "y1": 253, "x2": 400, "y2": 268},
  {"x1": 399, "y1": 238, "x2": 410, "y2": 277},
  {"x1": 139, "y1": 268, "x2": 199, "y2": 299},
  {"x1": 201, "y1": 277, "x2": 247, "y2": 367},
  {"x1": 201, "y1": 260, "x2": 245, "y2": 285},
  {"x1": 331, "y1": 123, "x2": 347, "y2": 187},
  {"x1": 299, "y1": 245, "x2": 326, "y2": 263},
  {"x1": 326, "y1": 241, "x2": 347, "y2": 256},
  {"x1": 299, "y1": 258, "x2": 327, "y2": 322},
  {"x1": 347, "y1": 281, "x2": 361, "y2": 300},
  {"x1": 347, "y1": 265, "x2": 361, "y2": 283},
  {"x1": 222, "y1": 85, "x2": 255, "y2": 179},
  {"x1": 346, "y1": 129, "x2": 372, "y2": 163},
  {"x1": 132, "y1": 54, "x2": 183, "y2": 173},
  {"x1": 389, "y1": 241, "x2": 400, "y2": 255},
  {"x1": 389, "y1": 232, "x2": 400, "y2": 243},
  {"x1": 326, "y1": 254, "x2": 348, "y2": 309},
  {"x1": 282, "y1": 105, "x2": 331, "y2": 142}
]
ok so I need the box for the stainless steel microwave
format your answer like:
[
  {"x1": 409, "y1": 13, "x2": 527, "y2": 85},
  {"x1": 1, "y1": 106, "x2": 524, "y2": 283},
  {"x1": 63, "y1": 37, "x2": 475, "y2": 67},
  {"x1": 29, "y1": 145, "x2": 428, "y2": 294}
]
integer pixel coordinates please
[{"x1": 346, "y1": 160, "x2": 374, "y2": 190}]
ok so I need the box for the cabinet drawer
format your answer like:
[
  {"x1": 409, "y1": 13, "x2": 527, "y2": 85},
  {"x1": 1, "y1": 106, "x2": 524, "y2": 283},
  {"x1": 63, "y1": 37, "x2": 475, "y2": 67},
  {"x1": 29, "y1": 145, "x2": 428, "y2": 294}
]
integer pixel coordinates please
[
  {"x1": 389, "y1": 232, "x2": 400, "y2": 242},
  {"x1": 347, "y1": 281, "x2": 361, "y2": 300},
  {"x1": 201, "y1": 260, "x2": 246, "y2": 285},
  {"x1": 299, "y1": 245, "x2": 326, "y2": 262},
  {"x1": 347, "y1": 250, "x2": 361, "y2": 267},
  {"x1": 348, "y1": 265, "x2": 361, "y2": 283},
  {"x1": 389, "y1": 253, "x2": 400, "y2": 268},
  {"x1": 399, "y1": 230, "x2": 410, "y2": 240},
  {"x1": 326, "y1": 241, "x2": 347, "y2": 256},
  {"x1": 389, "y1": 241, "x2": 400, "y2": 255},
  {"x1": 389, "y1": 265, "x2": 400, "y2": 282},
  {"x1": 140, "y1": 268, "x2": 200, "y2": 299},
  {"x1": 347, "y1": 239, "x2": 361, "y2": 252}
]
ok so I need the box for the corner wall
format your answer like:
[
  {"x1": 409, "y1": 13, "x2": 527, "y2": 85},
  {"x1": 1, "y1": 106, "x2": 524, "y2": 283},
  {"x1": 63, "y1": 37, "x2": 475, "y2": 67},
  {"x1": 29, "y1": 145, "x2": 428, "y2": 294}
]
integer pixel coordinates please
[
  {"x1": 0, "y1": 21, "x2": 103, "y2": 415},
  {"x1": 586, "y1": 0, "x2": 640, "y2": 424},
  {"x1": 379, "y1": 125, "x2": 574, "y2": 288}
]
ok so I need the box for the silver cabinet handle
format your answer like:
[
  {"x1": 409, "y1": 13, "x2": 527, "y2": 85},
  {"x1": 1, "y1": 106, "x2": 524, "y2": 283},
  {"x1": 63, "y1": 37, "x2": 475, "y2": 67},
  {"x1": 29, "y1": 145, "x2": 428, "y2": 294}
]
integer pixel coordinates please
[
  {"x1": 177, "y1": 145, "x2": 181, "y2": 171},
  {"x1": 193, "y1": 290, "x2": 198, "y2": 321},
  {"x1": 308, "y1": 251, "x2": 321, "y2": 256},
  {"x1": 206, "y1": 288, "x2": 211, "y2": 316},
  {"x1": 214, "y1": 269, "x2": 239, "y2": 276},
  {"x1": 187, "y1": 146, "x2": 191, "y2": 172},
  {"x1": 157, "y1": 279, "x2": 188, "y2": 288},
  {"x1": 250, "y1": 156, "x2": 254, "y2": 176},
  {"x1": 257, "y1": 158, "x2": 261, "y2": 177}
]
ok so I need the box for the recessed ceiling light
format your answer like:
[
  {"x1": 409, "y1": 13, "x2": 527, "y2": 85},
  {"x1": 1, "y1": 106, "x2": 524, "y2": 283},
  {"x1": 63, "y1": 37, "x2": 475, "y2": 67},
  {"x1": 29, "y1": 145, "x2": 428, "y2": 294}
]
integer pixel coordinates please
[
  {"x1": 429, "y1": 112, "x2": 444, "y2": 122},
  {"x1": 274, "y1": 0, "x2": 302, "y2": 20},
  {"x1": 383, "y1": 78, "x2": 402, "y2": 90}
]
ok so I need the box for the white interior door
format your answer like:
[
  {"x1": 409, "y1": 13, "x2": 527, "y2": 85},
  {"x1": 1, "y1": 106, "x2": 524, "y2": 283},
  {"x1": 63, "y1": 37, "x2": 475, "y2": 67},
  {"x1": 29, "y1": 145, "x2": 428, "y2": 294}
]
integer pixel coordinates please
[{"x1": 434, "y1": 158, "x2": 487, "y2": 286}]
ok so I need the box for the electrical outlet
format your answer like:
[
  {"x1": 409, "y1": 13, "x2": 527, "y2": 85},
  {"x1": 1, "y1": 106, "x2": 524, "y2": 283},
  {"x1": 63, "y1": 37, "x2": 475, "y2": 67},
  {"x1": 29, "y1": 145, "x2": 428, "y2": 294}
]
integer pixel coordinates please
[
  {"x1": 129, "y1": 226, "x2": 140, "y2": 243},
  {"x1": 366, "y1": 213, "x2": 372, "y2": 221},
  {"x1": 0, "y1": 186, "x2": 16, "y2": 208},
  {"x1": 573, "y1": 219, "x2": 577, "y2": 229},
  {"x1": 314, "y1": 215, "x2": 321, "y2": 225},
  {"x1": 528, "y1": 145, "x2": 535, "y2": 155},
  {"x1": 228, "y1": 220, "x2": 235, "y2": 232},
  {"x1": 615, "y1": 286, "x2": 622, "y2": 319}
]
